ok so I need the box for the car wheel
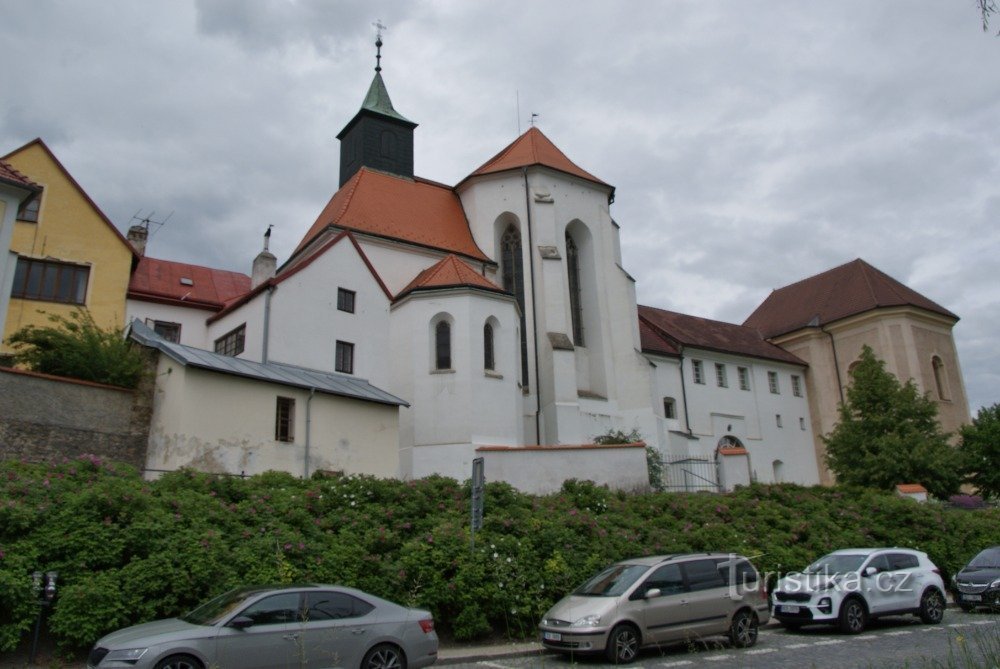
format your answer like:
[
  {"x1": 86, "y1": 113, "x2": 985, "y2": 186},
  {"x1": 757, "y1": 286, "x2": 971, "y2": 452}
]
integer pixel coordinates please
[
  {"x1": 729, "y1": 609, "x2": 759, "y2": 648},
  {"x1": 154, "y1": 656, "x2": 203, "y2": 669},
  {"x1": 918, "y1": 588, "x2": 945, "y2": 624},
  {"x1": 605, "y1": 624, "x2": 641, "y2": 664},
  {"x1": 361, "y1": 643, "x2": 407, "y2": 669},
  {"x1": 838, "y1": 597, "x2": 867, "y2": 634}
]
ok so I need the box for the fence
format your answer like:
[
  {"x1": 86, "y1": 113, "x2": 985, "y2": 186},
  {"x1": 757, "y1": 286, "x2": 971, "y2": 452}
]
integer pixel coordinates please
[{"x1": 662, "y1": 457, "x2": 720, "y2": 492}]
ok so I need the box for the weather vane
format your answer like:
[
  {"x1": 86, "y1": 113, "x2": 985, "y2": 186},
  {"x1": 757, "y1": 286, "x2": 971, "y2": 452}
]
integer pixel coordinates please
[
  {"x1": 373, "y1": 20, "x2": 387, "y2": 72},
  {"x1": 530, "y1": 113, "x2": 539, "y2": 127}
]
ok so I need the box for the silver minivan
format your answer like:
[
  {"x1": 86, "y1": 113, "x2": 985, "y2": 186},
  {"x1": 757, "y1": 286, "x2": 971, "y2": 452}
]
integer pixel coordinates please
[{"x1": 539, "y1": 553, "x2": 770, "y2": 663}]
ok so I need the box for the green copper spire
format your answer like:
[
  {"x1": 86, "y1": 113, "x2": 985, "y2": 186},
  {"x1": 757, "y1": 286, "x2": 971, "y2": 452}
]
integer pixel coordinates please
[{"x1": 360, "y1": 71, "x2": 412, "y2": 124}]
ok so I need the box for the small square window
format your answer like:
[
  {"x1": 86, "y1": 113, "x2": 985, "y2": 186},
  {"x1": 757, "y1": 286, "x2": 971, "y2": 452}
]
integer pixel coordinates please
[
  {"x1": 336, "y1": 340, "x2": 354, "y2": 374},
  {"x1": 337, "y1": 288, "x2": 356, "y2": 313},
  {"x1": 738, "y1": 367, "x2": 750, "y2": 391},
  {"x1": 768, "y1": 371, "x2": 780, "y2": 394},
  {"x1": 692, "y1": 360, "x2": 704, "y2": 384},
  {"x1": 17, "y1": 196, "x2": 40, "y2": 222},
  {"x1": 275, "y1": 396, "x2": 295, "y2": 442},
  {"x1": 791, "y1": 375, "x2": 802, "y2": 397},
  {"x1": 715, "y1": 363, "x2": 728, "y2": 388},
  {"x1": 152, "y1": 320, "x2": 182, "y2": 343},
  {"x1": 663, "y1": 397, "x2": 676, "y2": 419}
]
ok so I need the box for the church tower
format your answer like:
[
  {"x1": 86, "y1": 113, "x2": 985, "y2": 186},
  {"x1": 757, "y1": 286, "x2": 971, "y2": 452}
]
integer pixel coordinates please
[{"x1": 336, "y1": 30, "x2": 417, "y2": 187}]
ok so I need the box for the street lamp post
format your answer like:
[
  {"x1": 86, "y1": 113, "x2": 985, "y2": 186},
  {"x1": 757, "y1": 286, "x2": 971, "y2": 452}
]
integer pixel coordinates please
[{"x1": 28, "y1": 570, "x2": 57, "y2": 665}]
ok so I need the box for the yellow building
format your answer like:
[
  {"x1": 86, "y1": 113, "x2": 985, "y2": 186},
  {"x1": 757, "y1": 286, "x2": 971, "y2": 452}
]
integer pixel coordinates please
[{"x1": 1, "y1": 139, "x2": 137, "y2": 352}]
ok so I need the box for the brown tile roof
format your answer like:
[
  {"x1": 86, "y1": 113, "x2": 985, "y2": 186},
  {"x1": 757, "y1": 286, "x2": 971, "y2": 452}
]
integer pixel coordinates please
[
  {"x1": 639, "y1": 305, "x2": 805, "y2": 365},
  {"x1": 743, "y1": 258, "x2": 959, "y2": 339},
  {"x1": 396, "y1": 254, "x2": 505, "y2": 301},
  {"x1": 0, "y1": 159, "x2": 41, "y2": 193},
  {"x1": 462, "y1": 127, "x2": 610, "y2": 189},
  {"x1": 292, "y1": 167, "x2": 489, "y2": 263},
  {"x1": 896, "y1": 483, "x2": 928, "y2": 494},
  {"x1": 639, "y1": 316, "x2": 681, "y2": 357},
  {"x1": 128, "y1": 257, "x2": 251, "y2": 311}
]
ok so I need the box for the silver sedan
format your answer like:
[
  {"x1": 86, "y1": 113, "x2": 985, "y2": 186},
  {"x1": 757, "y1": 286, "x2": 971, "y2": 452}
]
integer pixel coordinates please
[{"x1": 86, "y1": 584, "x2": 438, "y2": 669}]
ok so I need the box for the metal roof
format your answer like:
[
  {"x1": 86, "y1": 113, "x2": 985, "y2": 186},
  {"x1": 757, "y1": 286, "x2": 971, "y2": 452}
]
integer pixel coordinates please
[{"x1": 128, "y1": 320, "x2": 408, "y2": 407}]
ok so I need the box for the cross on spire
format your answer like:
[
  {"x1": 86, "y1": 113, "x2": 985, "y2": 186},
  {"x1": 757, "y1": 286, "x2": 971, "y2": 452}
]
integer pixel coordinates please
[{"x1": 372, "y1": 20, "x2": 387, "y2": 72}]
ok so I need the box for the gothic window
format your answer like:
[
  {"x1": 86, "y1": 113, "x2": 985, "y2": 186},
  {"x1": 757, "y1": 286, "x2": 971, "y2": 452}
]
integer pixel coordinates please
[
  {"x1": 435, "y1": 320, "x2": 451, "y2": 370},
  {"x1": 566, "y1": 232, "x2": 584, "y2": 346},
  {"x1": 501, "y1": 224, "x2": 528, "y2": 382},
  {"x1": 484, "y1": 322, "x2": 495, "y2": 371},
  {"x1": 932, "y1": 356, "x2": 949, "y2": 400}
]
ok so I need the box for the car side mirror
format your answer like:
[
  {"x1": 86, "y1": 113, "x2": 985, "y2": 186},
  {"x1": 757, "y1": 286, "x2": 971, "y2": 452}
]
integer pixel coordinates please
[
  {"x1": 228, "y1": 616, "x2": 254, "y2": 630},
  {"x1": 863, "y1": 567, "x2": 878, "y2": 577},
  {"x1": 644, "y1": 588, "x2": 662, "y2": 599}
]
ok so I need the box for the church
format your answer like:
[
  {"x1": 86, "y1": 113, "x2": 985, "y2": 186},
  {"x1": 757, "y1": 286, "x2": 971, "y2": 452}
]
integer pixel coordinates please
[{"x1": 120, "y1": 43, "x2": 968, "y2": 493}]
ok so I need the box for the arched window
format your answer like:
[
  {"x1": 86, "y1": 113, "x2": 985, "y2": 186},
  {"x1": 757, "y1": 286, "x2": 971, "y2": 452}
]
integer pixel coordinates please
[
  {"x1": 484, "y1": 322, "x2": 495, "y2": 371},
  {"x1": 435, "y1": 321, "x2": 451, "y2": 370},
  {"x1": 566, "y1": 232, "x2": 584, "y2": 346},
  {"x1": 501, "y1": 224, "x2": 528, "y2": 382},
  {"x1": 932, "y1": 356, "x2": 949, "y2": 400},
  {"x1": 772, "y1": 459, "x2": 785, "y2": 483}
]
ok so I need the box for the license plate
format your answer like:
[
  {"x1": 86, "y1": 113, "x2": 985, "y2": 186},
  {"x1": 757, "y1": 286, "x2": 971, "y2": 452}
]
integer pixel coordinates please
[
  {"x1": 544, "y1": 632, "x2": 562, "y2": 641},
  {"x1": 963, "y1": 594, "x2": 982, "y2": 602},
  {"x1": 781, "y1": 605, "x2": 800, "y2": 614}
]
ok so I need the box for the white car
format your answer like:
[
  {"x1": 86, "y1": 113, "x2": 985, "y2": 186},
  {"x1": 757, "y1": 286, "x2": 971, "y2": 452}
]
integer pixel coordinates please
[{"x1": 771, "y1": 548, "x2": 946, "y2": 634}]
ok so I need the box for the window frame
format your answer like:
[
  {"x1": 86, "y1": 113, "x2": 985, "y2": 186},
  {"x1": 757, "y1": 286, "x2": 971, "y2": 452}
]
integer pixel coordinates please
[
  {"x1": 692, "y1": 359, "x2": 705, "y2": 384},
  {"x1": 152, "y1": 320, "x2": 182, "y2": 343},
  {"x1": 483, "y1": 322, "x2": 495, "y2": 371},
  {"x1": 738, "y1": 366, "x2": 750, "y2": 391},
  {"x1": 663, "y1": 397, "x2": 676, "y2": 420},
  {"x1": 566, "y1": 232, "x2": 585, "y2": 346},
  {"x1": 715, "y1": 363, "x2": 728, "y2": 388},
  {"x1": 435, "y1": 320, "x2": 452, "y2": 371},
  {"x1": 17, "y1": 195, "x2": 41, "y2": 222},
  {"x1": 336, "y1": 287, "x2": 356, "y2": 314},
  {"x1": 791, "y1": 374, "x2": 802, "y2": 397},
  {"x1": 11, "y1": 257, "x2": 90, "y2": 305},
  {"x1": 335, "y1": 340, "x2": 355, "y2": 374},
  {"x1": 767, "y1": 371, "x2": 780, "y2": 394},
  {"x1": 275, "y1": 396, "x2": 295, "y2": 443},
  {"x1": 214, "y1": 324, "x2": 246, "y2": 357}
]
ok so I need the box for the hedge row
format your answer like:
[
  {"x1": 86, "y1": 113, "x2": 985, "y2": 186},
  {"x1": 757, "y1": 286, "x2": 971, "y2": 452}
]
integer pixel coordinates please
[{"x1": 1, "y1": 456, "x2": 998, "y2": 654}]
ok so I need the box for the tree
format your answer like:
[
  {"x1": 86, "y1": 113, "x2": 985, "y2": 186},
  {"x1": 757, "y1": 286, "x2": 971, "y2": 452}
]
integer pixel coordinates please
[
  {"x1": 593, "y1": 428, "x2": 664, "y2": 491},
  {"x1": 6, "y1": 309, "x2": 146, "y2": 388},
  {"x1": 981, "y1": 0, "x2": 999, "y2": 35},
  {"x1": 959, "y1": 403, "x2": 1000, "y2": 499},
  {"x1": 823, "y1": 345, "x2": 961, "y2": 499}
]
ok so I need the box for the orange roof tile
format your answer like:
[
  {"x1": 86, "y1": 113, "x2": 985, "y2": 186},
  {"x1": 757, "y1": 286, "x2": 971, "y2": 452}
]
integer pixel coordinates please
[
  {"x1": 396, "y1": 254, "x2": 504, "y2": 300},
  {"x1": 128, "y1": 257, "x2": 251, "y2": 311},
  {"x1": 292, "y1": 167, "x2": 489, "y2": 263},
  {"x1": 463, "y1": 127, "x2": 609, "y2": 188},
  {"x1": 896, "y1": 483, "x2": 928, "y2": 494},
  {"x1": 0, "y1": 158, "x2": 41, "y2": 193},
  {"x1": 639, "y1": 305, "x2": 804, "y2": 365},
  {"x1": 743, "y1": 259, "x2": 958, "y2": 339}
]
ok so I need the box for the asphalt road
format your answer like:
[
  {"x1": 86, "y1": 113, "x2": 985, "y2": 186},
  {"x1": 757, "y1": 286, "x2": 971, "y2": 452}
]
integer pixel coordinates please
[{"x1": 446, "y1": 611, "x2": 1000, "y2": 669}]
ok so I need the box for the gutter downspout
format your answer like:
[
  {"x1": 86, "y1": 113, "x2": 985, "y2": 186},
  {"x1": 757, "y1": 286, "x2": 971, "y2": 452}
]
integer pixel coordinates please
[
  {"x1": 822, "y1": 327, "x2": 845, "y2": 404},
  {"x1": 523, "y1": 168, "x2": 542, "y2": 444},
  {"x1": 304, "y1": 388, "x2": 315, "y2": 478},
  {"x1": 678, "y1": 351, "x2": 693, "y2": 434},
  {"x1": 262, "y1": 285, "x2": 274, "y2": 364}
]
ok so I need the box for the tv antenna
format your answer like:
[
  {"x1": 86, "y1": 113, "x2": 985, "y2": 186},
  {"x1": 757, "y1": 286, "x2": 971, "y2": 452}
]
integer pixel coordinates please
[{"x1": 129, "y1": 209, "x2": 173, "y2": 240}]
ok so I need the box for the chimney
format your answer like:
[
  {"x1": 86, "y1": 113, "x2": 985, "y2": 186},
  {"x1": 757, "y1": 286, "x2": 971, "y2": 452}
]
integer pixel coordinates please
[
  {"x1": 127, "y1": 224, "x2": 148, "y2": 256},
  {"x1": 252, "y1": 226, "x2": 277, "y2": 288}
]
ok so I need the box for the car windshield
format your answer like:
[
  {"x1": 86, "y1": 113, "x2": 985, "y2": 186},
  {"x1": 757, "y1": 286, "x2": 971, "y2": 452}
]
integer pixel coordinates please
[
  {"x1": 573, "y1": 564, "x2": 649, "y2": 597},
  {"x1": 181, "y1": 587, "x2": 275, "y2": 625},
  {"x1": 968, "y1": 548, "x2": 1000, "y2": 569},
  {"x1": 803, "y1": 554, "x2": 867, "y2": 575}
]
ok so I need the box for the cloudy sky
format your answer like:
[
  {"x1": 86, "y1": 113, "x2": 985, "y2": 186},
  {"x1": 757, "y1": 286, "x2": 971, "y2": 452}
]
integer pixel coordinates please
[{"x1": 2, "y1": 1, "x2": 998, "y2": 414}]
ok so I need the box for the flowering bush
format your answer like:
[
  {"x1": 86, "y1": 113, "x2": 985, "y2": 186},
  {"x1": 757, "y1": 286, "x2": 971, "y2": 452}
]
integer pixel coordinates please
[{"x1": 1, "y1": 459, "x2": 998, "y2": 655}]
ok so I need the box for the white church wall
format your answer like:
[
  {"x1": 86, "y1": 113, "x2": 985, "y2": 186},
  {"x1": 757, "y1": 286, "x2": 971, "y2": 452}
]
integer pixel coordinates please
[{"x1": 205, "y1": 294, "x2": 266, "y2": 363}]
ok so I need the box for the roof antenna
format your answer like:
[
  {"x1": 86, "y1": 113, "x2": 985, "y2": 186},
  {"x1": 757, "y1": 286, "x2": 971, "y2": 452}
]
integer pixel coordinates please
[
  {"x1": 530, "y1": 112, "x2": 539, "y2": 127},
  {"x1": 127, "y1": 209, "x2": 173, "y2": 256},
  {"x1": 263, "y1": 224, "x2": 273, "y2": 252},
  {"x1": 372, "y1": 20, "x2": 387, "y2": 73}
]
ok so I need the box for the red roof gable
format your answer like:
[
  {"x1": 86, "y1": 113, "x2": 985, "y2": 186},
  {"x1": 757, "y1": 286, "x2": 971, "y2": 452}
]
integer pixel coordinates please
[
  {"x1": 463, "y1": 127, "x2": 609, "y2": 188},
  {"x1": 639, "y1": 317, "x2": 681, "y2": 357},
  {"x1": 128, "y1": 257, "x2": 251, "y2": 311},
  {"x1": 639, "y1": 305, "x2": 805, "y2": 365},
  {"x1": 396, "y1": 254, "x2": 505, "y2": 301},
  {"x1": 743, "y1": 259, "x2": 959, "y2": 339},
  {"x1": 292, "y1": 167, "x2": 488, "y2": 263},
  {"x1": 0, "y1": 158, "x2": 41, "y2": 193}
]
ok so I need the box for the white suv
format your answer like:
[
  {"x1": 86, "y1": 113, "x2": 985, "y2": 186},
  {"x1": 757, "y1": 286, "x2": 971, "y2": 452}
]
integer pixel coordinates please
[{"x1": 772, "y1": 548, "x2": 946, "y2": 633}]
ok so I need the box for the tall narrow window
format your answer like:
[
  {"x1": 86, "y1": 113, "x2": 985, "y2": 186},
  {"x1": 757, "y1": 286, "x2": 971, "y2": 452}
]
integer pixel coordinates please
[
  {"x1": 337, "y1": 288, "x2": 355, "y2": 313},
  {"x1": 932, "y1": 356, "x2": 949, "y2": 400},
  {"x1": 692, "y1": 359, "x2": 705, "y2": 384},
  {"x1": 768, "y1": 371, "x2": 780, "y2": 394},
  {"x1": 484, "y1": 322, "x2": 495, "y2": 371},
  {"x1": 715, "y1": 363, "x2": 728, "y2": 388},
  {"x1": 435, "y1": 321, "x2": 451, "y2": 370},
  {"x1": 791, "y1": 375, "x2": 802, "y2": 397},
  {"x1": 663, "y1": 397, "x2": 676, "y2": 419},
  {"x1": 275, "y1": 397, "x2": 295, "y2": 442},
  {"x1": 566, "y1": 232, "x2": 584, "y2": 346},
  {"x1": 776, "y1": 414, "x2": 783, "y2": 428},
  {"x1": 501, "y1": 224, "x2": 527, "y2": 383},
  {"x1": 335, "y1": 340, "x2": 354, "y2": 374},
  {"x1": 738, "y1": 366, "x2": 750, "y2": 391}
]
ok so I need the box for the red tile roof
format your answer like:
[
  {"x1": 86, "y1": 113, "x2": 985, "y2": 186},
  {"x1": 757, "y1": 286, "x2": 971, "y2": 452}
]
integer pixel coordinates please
[
  {"x1": 0, "y1": 159, "x2": 41, "y2": 192},
  {"x1": 463, "y1": 127, "x2": 609, "y2": 188},
  {"x1": 639, "y1": 305, "x2": 805, "y2": 365},
  {"x1": 743, "y1": 259, "x2": 959, "y2": 339},
  {"x1": 128, "y1": 257, "x2": 251, "y2": 311},
  {"x1": 292, "y1": 167, "x2": 489, "y2": 263},
  {"x1": 396, "y1": 254, "x2": 505, "y2": 300},
  {"x1": 639, "y1": 316, "x2": 681, "y2": 357},
  {"x1": 896, "y1": 483, "x2": 928, "y2": 494}
]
